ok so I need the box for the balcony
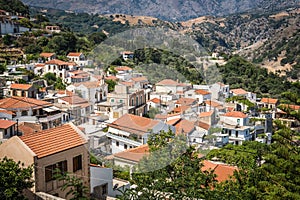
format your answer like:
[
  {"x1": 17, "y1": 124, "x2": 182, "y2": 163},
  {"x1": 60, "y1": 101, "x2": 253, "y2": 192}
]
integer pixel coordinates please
[{"x1": 37, "y1": 113, "x2": 62, "y2": 123}]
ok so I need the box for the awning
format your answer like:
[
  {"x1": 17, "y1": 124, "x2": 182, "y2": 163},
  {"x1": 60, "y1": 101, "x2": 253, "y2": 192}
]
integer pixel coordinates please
[{"x1": 42, "y1": 106, "x2": 60, "y2": 113}]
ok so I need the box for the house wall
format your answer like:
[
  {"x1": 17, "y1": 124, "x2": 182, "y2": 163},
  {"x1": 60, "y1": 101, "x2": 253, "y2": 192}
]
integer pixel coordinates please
[
  {"x1": 90, "y1": 166, "x2": 114, "y2": 197},
  {"x1": 155, "y1": 85, "x2": 177, "y2": 94},
  {"x1": 34, "y1": 144, "x2": 90, "y2": 199},
  {"x1": 111, "y1": 138, "x2": 138, "y2": 154},
  {"x1": 0, "y1": 125, "x2": 15, "y2": 140}
]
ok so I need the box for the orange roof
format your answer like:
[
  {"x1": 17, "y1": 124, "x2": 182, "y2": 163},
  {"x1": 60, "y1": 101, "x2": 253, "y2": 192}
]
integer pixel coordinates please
[
  {"x1": 0, "y1": 110, "x2": 15, "y2": 115},
  {"x1": 18, "y1": 122, "x2": 42, "y2": 136},
  {"x1": 195, "y1": 89, "x2": 211, "y2": 95},
  {"x1": 227, "y1": 107, "x2": 235, "y2": 112},
  {"x1": 205, "y1": 100, "x2": 222, "y2": 108},
  {"x1": 10, "y1": 83, "x2": 32, "y2": 90},
  {"x1": 109, "y1": 114, "x2": 160, "y2": 136},
  {"x1": 176, "y1": 97, "x2": 197, "y2": 106},
  {"x1": 0, "y1": 97, "x2": 51, "y2": 111},
  {"x1": 149, "y1": 98, "x2": 161, "y2": 104},
  {"x1": 202, "y1": 160, "x2": 238, "y2": 182},
  {"x1": 199, "y1": 110, "x2": 214, "y2": 118},
  {"x1": 216, "y1": 82, "x2": 226, "y2": 87},
  {"x1": 222, "y1": 111, "x2": 247, "y2": 118},
  {"x1": 198, "y1": 121, "x2": 210, "y2": 130},
  {"x1": 156, "y1": 79, "x2": 179, "y2": 86},
  {"x1": 57, "y1": 90, "x2": 74, "y2": 96},
  {"x1": 67, "y1": 52, "x2": 82, "y2": 57},
  {"x1": 35, "y1": 63, "x2": 45, "y2": 67},
  {"x1": 120, "y1": 81, "x2": 134, "y2": 87},
  {"x1": 45, "y1": 59, "x2": 69, "y2": 65},
  {"x1": 74, "y1": 81, "x2": 99, "y2": 89},
  {"x1": 131, "y1": 76, "x2": 148, "y2": 82},
  {"x1": 0, "y1": 119, "x2": 16, "y2": 129},
  {"x1": 121, "y1": 51, "x2": 134, "y2": 55},
  {"x1": 261, "y1": 98, "x2": 278, "y2": 104},
  {"x1": 230, "y1": 88, "x2": 247, "y2": 95},
  {"x1": 59, "y1": 95, "x2": 88, "y2": 105},
  {"x1": 115, "y1": 66, "x2": 132, "y2": 71},
  {"x1": 40, "y1": 52, "x2": 55, "y2": 58},
  {"x1": 172, "y1": 119, "x2": 195, "y2": 135},
  {"x1": 113, "y1": 144, "x2": 149, "y2": 162},
  {"x1": 105, "y1": 76, "x2": 119, "y2": 81},
  {"x1": 20, "y1": 124, "x2": 86, "y2": 158},
  {"x1": 154, "y1": 114, "x2": 168, "y2": 120},
  {"x1": 280, "y1": 104, "x2": 300, "y2": 111},
  {"x1": 173, "y1": 105, "x2": 190, "y2": 113}
]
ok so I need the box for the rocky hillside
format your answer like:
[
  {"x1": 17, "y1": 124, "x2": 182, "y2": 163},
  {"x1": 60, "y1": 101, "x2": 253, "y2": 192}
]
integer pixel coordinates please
[{"x1": 22, "y1": 0, "x2": 300, "y2": 21}]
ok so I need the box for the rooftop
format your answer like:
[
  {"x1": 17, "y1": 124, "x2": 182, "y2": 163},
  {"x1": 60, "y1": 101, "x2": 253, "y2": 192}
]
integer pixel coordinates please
[
  {"x1": 230, "y1": 88, "x2": 248, "y2": 95},
  {"x1": 195, "y1": 89, "x2": 211, "y2": 95},
  {"x1": 199, "y1": 110, "x2": 214, "y2": 118},
  {"x1": 40, "y1": 52, "x2": 55, "y2": 58},
  {"x1": 261, "y1": 98, "x2": 278, "y2": 104},
  {"x1": 0, "y1": 97, "x2": 51, "y2": 111},
  {"x1": 149, "y1": 98, "x2": 161, "y2": 104},
  {"x1": 113, "y1": 144, "x2": 149, "y2": 162},
  {"x1": 109, "y1": 114, "x2": 160, "y2": 136},
  {"x1": 10, "y1": 83, "x2": 32, "y2": 90},
  {"x1": 222, "y1": 111, "x2": 247, "y2": 118},
  {"x1": 67, "y1": 52, "x2": 82, "y2": 57},
  {"x1": 202, "y1": 160, "x2": 238, "y2": 182},
  {"x1": 0, "y1": 119, "x2": 16, "y2": 129},
  {"x1": 176, "y1": 97, "x2": 197, "y2": 106},
  {"x1": 156, "y1": 79, "x2": 179, "y2": 86},
  {"x1": 115, "y1": 66, "x2": 132, "y2": 71},
  {"x1": 20, "y1": 123, "x2": 86, "y2": 158}
]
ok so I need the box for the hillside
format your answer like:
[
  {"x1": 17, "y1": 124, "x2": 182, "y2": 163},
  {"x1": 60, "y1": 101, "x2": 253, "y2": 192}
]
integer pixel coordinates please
[{"x1": 22, "y1": 0, "x2": 300, "y2": 21}]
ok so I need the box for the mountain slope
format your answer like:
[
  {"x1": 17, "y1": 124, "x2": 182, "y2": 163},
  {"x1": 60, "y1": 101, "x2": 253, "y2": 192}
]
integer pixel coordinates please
[{"x1": 22, "y1": 0, "x2": 300, "y2": 21}]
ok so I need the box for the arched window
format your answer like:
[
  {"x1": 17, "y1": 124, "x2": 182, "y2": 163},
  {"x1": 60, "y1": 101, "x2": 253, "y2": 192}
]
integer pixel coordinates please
[
  {"x1": 131, "y1": 98, "x2": 134, "y2": 106},
  {"x1": 136, "y1": 96, "x2": 139, "y2": 106}
]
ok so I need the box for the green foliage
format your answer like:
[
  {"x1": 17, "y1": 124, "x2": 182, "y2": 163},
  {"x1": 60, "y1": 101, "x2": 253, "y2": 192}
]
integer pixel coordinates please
[
  {"x1": 55, "y1": 171, "x2": 88, "y2": 200},
  {"x1": 90, "y1": 153, "x2": 102, "y2": 165},
  {"x1": 2, "y1": 35, "x2": 12, "y2": 46},
  {"x1": 0, "y1": 157, "x2": 34, "y2": 199},
  {"x1": 146, "y1": 107, "x2": 160, "y2": 119},
  {"x1": 105, "y1": 79, "x2": 117, "y2": 92},
  {"x1": 0, "y1": 0, "x2": 29, "y2": 16},
  {"x1": 0, "y1": 63, "x2": 6, "y2": 74},
  {"x1": 46, "y1": 32, "x2": 78, "y2": 55},
  {"x1": 122, "y1": 130, "x2": 216, "y2": 199},
  {"x1": 219, "y1": 55, "x2": 298, "y2": 98}
]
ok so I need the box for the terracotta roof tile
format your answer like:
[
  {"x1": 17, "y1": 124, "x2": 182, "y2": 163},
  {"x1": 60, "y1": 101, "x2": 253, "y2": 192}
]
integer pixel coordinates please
[
  {"x1": 18, "y1": 122, "x2": 42, "y2": 136},
  {"x1": 59, "y1": 95, "x2": 88, "y2": 105},
  {"x1": 280, "y1": 104, "x2": 300, "y2": 111},
  {"x1": 0, "y1": 119, "x2": 16, "y2": 129},
  {"x1": 173, "y1": 105, "x2": 190, "y2": 113},
  {"x1": 131, "y1": 76, "x2": 148, "y2": 82},
  {"x1": 222, "y1": 111, "x2": 247, "y2": 118},
  {"x1": 10, "y1": 83, "x2": 32, "y2": 90},
  {"x1": 261, "y1": 98, "x2": 278, "y2": 104},
  {"x1": 202, "y1": 160, "x2": 238, "y2": 182},
  {"x1": 199, "y1": 110, "x2": 214, "y2": 118},
  {"x1": 205, "y1": 100, "x2": 222, "y2": 108},
  {"x1": 109, "y1": 114, "x2": 160, "y2": 136},
  {"x1": 121, "y1": 51, "x2": 134, "y2": 55},
  {"x1": 0, "y1": 109, "x2": 15, "y2": 115},
  {"x1": 105, "y1": 76, "x2": 119, "y2": 81},
  {"x1": 195, "y1": 89, "x2": 211, "y2": 95},
  {"x1": 40, "y1": 52, "x2": 55, "y2": 58},
  {"x1": 45, "y1": 59, "x2": 69, "y2": 65},
  {"x1": 198, "y1": 121, "x2": 210, "y2": 130},
  {"x1": 149, "y1": 98, "x2": 161, "y2": 104},
  {"x1": 0, "y1": 97, "x2": 51, "y2": 111},
  {"x1": 74, "y1": 81, "x2": 99, "y2": 89},
  {"x1": 176, "y1": 97, "x2": 197, "y2": 106},
  {"x1": 115, "y1": 66, "x2": 132, "y2": 71},
  {"x1": 67, "y1": 52, "x2": 82, "y2": 57},
  {"x1": 20, "y1": 123, "x2": 86, "y2": 158},
  {"x1": 171, "y1": 119, "x2": 195, "y2": 135},
  {"x1": 113, "y1": 144, "x2": 149, "y2": 162},
  {"x1": 230, "y1": 88, "x2": 248, "y2": 95},
  {"x1": 156, "y1": 79, "x2": 179, "y2": 86}
]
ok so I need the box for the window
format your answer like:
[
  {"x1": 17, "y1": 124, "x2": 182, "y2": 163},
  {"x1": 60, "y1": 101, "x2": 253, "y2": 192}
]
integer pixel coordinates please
[
  {"x1": 235, "y1": 131, "x2": 238, "y2": 138},
  {"x1": 131, "y1": 99, "x2": 134, "y2": 106},
  {"x1": 136, "y1": 96, "x2": 139, "y2": 106},
  {"x1": 116, "y1": 141, "x2": 119, "y2": 146},
  {"x1": 124, "y1": 144, "x2": 128, "y2": 149},
  {"x1": 111, "y1": 99, "x2": 115, "y2": 103},
  {"x1": 228, "y1": 130, "x2": 232, "y2": 136},
  {"x1": 73, "y1": 155, "x2": 82, "y2": 172},
  {"x1": 102, "y1": 184, "x2": 108, "y2": 195},
  {"x1": 45, "y1": 160, "x2": 67, "y2": 182}
]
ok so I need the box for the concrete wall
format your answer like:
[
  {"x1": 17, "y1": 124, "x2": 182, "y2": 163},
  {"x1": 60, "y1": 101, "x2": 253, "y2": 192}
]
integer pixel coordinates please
[{"x1": 34, "y1": 144, "x2": 90, "y2": 199}]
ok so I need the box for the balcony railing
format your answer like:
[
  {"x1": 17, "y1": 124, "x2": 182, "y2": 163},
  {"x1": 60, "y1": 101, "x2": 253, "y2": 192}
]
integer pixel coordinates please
[{"x1": 37, "y1": 113, "x2": 62, "y2": 123}]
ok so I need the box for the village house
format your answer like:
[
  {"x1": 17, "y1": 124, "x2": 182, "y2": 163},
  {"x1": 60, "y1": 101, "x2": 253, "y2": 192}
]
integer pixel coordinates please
[
  {"x1": 147, "y1": 98, "x2": 161, "y2": 110},
  {"x1": 0, "y1": 16, "x2": 29, "y2": 35},
  {"x1": 67, "y1": 70, "x2": 90, "y2": 83},
  {"x1": 184, "y1": 89, "x2": 212, "y2": 104},
  {"x1": 230, "y1": 88, "x2": 256, "y2": 102},
  {"x1": 67, "y1": 52, "x2": 91, "y2": 67},
  {"x1": 121, "y1": 51, "x2": 134, "y2": 61},
  {"x1": 67, "y1": 80, "x2": 108, "y2": 104},
  {"x1": 115, "y1": 66, "x2": 133, "y2": 81},
  {"x1": 107, "y1": 113, "x2": 174, "y2": 153},
  {"x1": 0, "y1": 97, "x2": 62, "y2": 130},
  {"x1": 45, "y1": 25, "x2": 61, "y2": 33},
  {"x1": 40, "y1": 53, "x2": 56, "y2": 62},
  {"x1": 0, "y1": 123, "x2": 89, "y2": 199},
  {"x1": 8, "y1": 83, "x2": 38, "y2": 98},
  {"x1": 0, "y1": 119, "x2": 17, "y2": 142},
  {"x1": 258, "y1": 98, "x2": 279, "y2": 110},
  {"x1": 155, "y1": 79, "x2": 191, "y2": 97}
]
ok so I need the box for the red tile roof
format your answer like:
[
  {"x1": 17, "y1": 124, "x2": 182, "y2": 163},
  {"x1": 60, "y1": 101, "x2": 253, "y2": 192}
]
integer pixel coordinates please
[
  {"x1": 115, "y1": 66, "x2": 132, "y2": 71},
  {"x1": 205, "y1": 100, "x2": 222, "y2": 108},
  {"x1": 261, "y1": 98, "x2": 278, "y2": 104},
  {"x1": 10, "y1": 83, "x2": 32, "y2": 90},
  {"x1": 45, "y1": 59, "x2": 69, "y2": 65},
  {"x1": 121, "y1": 51, "x2": 134, "y2": 55},
  {"x1": 230, "y1": 88, "x2": 247, "y2": 95},
  {"x1": 156, "y1": 79, "x2": 179, "y2": 86},
  {"x1": 0, "y1": 119, "x2": 16, "y2": 129},
  {"x1": 105, "y1": 76, "x2": 119, "y2": 81},
  {"x1": 40, "y1": 52, "x2": 55, "y2": 58},
  {"x1": 74, "y1": 81, "x2": 99, "y2": 89},
  {"x1": 202, "y1": 160, "x2": 238, "y2": 182},
  {"x1": 198, "y1": 121, "x2": 210, "y2": 130},
  {"x1": 222, "y1": 111, "x2": 247, "y2": 118},
  {"x1": 59, "y1": 95, "x2": 88, "y2": 105},
  {"x1": 0, "y1": 110, "x2": 15, "y2": 115},
  {"x1": 173, "y1": 105, "x2": 190, "y2": 113},
  {"x1": 131, "y1": 76, "x2": 148, "y2": 82},
  {"x1": 18, "y1": 122, "x2": 42, "y2": 136},
  {"x1": 67, "y1": 52, "x2": 82, "y2": 57},
  {"x1": 0, "y1": 97, "x2": 51, "y2": 111},
  {"x1": 113, "y1": 144, "x2": 149, "y2": 162},
  {"x1": 149, "y1": 98, "x2": 161, "y2": 104},
  {"x1": 20, "y1": 124, "x2": 86, "y2": 158},
  {"x1": 109, "y1": 114, "x2": 160, "y2": 136},
  {"x1": 280, "y1": 104, "x2": 300, "y2": 111},
  {"x1": 168, "y1": 119, "x2": 195, "y2": 135},
  {"x1": 199, "y1": 110, "x2": 214, "y2": 118},
  {"x1": 195, "y1": 89, "x2": 211, "y2": 95},
  {"x1": 176, "y1": 97, "x2": 197, "y2": 106}
]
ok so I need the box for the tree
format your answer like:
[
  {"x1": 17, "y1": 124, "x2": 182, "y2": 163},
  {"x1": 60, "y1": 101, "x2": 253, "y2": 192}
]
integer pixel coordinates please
[
  {"x1": 0, "y1": 63, "x2": 6, "y2": 74},
  {"x1": 55, "y1": 172, "x2": 88, "y2": 200},
  {"x1": 105, "y1": 79, "x2": 117, "y2": 92},
  {"x1": 121, "y1": 130, "x2": 216, "y2": 199},
  {"x1": 0, "y1": 157, "x2": 34, "y2": 199}
]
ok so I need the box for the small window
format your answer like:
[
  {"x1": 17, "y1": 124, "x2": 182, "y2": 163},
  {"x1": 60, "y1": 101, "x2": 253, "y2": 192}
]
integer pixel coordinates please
[
  {"x1": 116, "y1": 141, "x2": 119, "y2": 146},
  {"x1": 73, "y1": 155, "x2": 82, "y2": 172},
  {"x1": 124, "y1": 144, "x2": 128, "y2": 149},
  {"x1": 45, "y1": 165, "x2": 55, "y2": 182},
  {"x1": 130, "y1": 146, "x2": 132, "y2": 148},
  {"x1": 111, "y1": 99, "x2": 115, "y2": 103}
]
